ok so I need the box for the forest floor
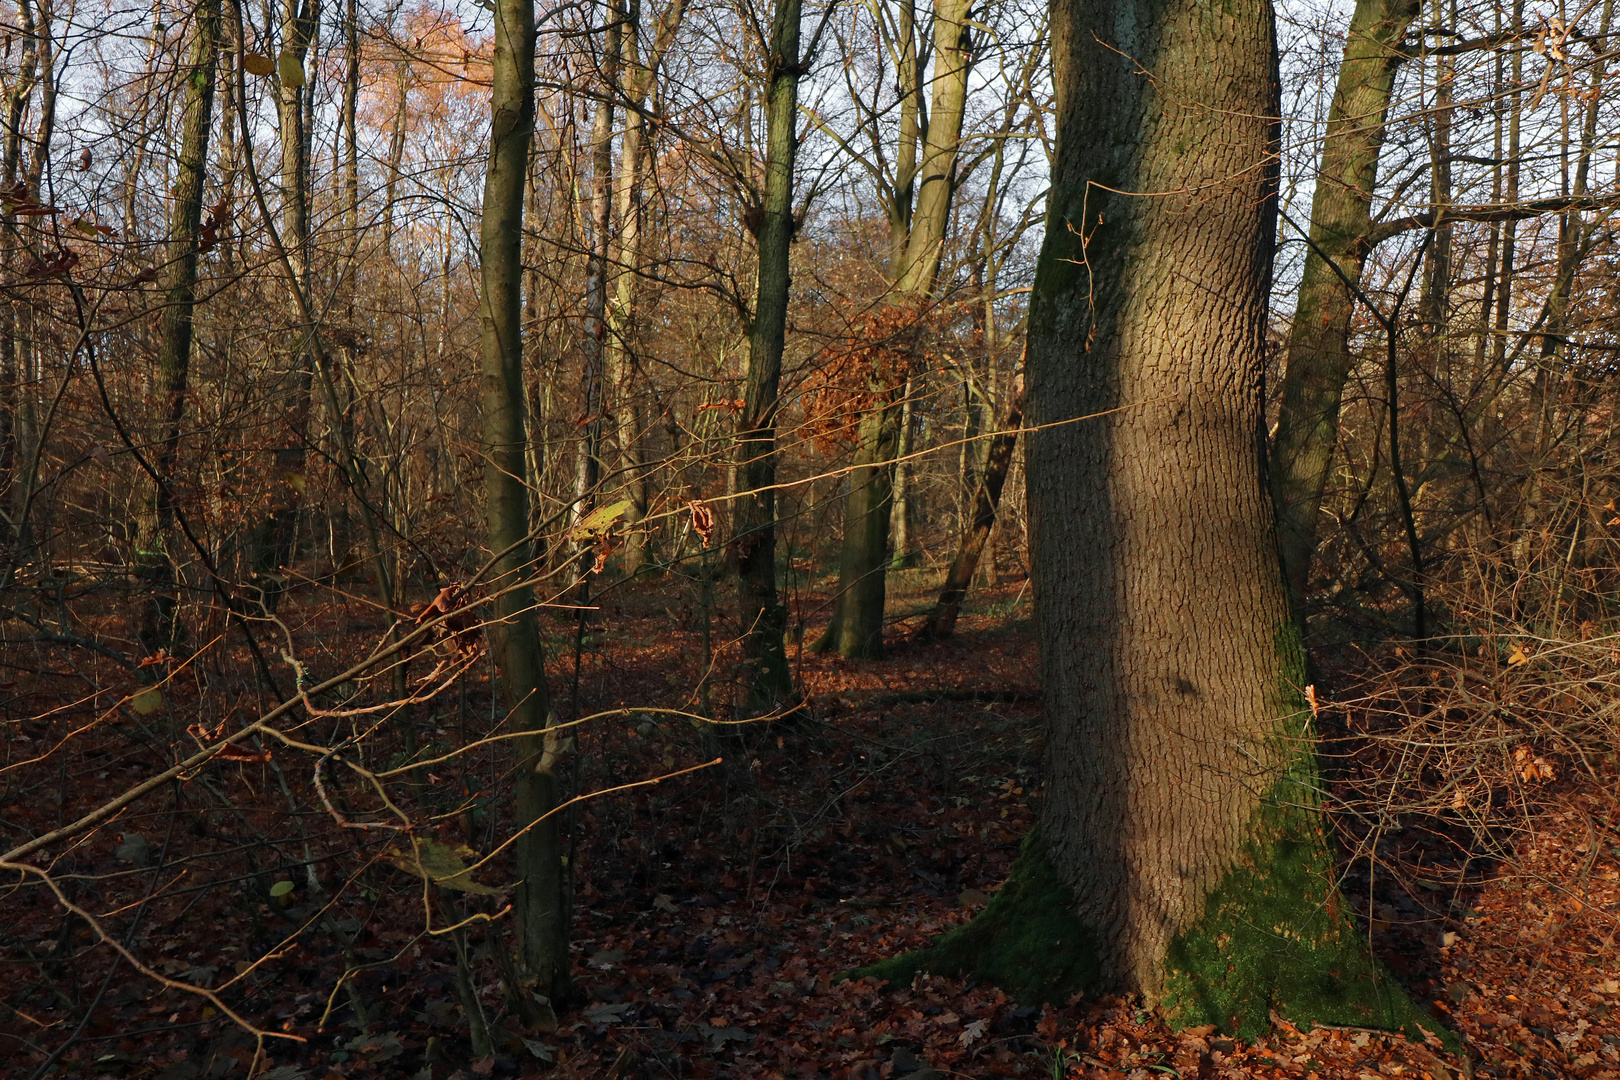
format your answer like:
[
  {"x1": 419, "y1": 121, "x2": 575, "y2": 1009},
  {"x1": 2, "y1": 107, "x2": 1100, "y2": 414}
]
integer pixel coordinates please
[{"x1": 3, "y1": 569, "x2": 1620, "y2": 1080}]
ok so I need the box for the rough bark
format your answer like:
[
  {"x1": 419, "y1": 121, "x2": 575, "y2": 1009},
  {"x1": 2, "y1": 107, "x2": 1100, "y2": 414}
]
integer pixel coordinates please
[
  {"x1": 477, "y1": 0, "x2": 571, "y2": 1003},
  {"x1": 1267, "y1": 0, "x2": 1419, "y2": 626},
  {"x1": 855, "y1": 0, "x2": 1431, "y2": 1041},
  {"x1": 137, "y1": 0, "x2": 221, "y2": 654},
  {"x1": 733, "y1": 0, "x2": 800, "y2": 715}
]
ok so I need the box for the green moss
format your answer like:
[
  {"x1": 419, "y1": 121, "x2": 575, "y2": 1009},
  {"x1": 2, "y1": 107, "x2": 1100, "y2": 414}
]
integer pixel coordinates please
[
  {"x1": 842, "y1": 831, "x2": 1100, "y2": 1004},
  {"x1": 844, "y1": 625, "x2": 1451, "y2": 1050},
  {"x1": 1160, "y1": 793, "x2": 1445, "y2": 1045},
  {"x1": 1160, "y1": 624, "x2": 1451, "y2": 1048}
]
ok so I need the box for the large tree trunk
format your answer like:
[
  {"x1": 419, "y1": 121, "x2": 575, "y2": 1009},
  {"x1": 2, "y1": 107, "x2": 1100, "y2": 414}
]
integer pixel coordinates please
[
  {"x1": 733, "y1": 0, "x2": 800, "y2": 715},
  {"x1": 137, "y1": 0, "x2": 221, "y2": 654},
  {"x1": 857, "y1": 0, "x2": 1428, "y2": 1039},
  {"x1": 477, "y1": 0, "x2": 571, "y2": 1004},
  {"x1": 1267, "y1": 0, "x2": 1418, "y2": 626}
]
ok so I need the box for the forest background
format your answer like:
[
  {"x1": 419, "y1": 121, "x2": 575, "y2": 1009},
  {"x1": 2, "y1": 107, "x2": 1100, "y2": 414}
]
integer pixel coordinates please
[{"x1": 4, "y1": 0, "x2": 1620, "y2": 1076}]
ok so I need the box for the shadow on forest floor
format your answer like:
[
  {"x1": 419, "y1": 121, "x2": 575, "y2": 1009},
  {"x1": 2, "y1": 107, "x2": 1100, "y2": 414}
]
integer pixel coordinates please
[{"x1": 3, "y1": 575, "x2": 1618, "y2": 1079}]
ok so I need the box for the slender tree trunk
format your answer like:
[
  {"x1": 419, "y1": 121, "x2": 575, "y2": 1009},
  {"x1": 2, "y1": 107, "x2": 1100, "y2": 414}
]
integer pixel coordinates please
[
  {"x1": 859, "y1": 0, "x2": 1427, "y2": 1039},
  {"x1": 0, "y1": 0, "x2": 40, "y2": 545},
  {"x1": 921, "y1": 380, "x2": 1022, "y2": 640},
  {"x1": 383, "y1": 58, "x2": 408, "y2": 259},
  {"x1": 893, "y1": 0, "x2": 969, "y2": 293},
  {"x1": 1267, "y1": 0, "x2": 1419, "y2": 626},
  {"x1": 886, "y1": 0, "x2": 919, "y2": 275},
  {"x1": 341, "y1": 0, "x2": 359, "y2": 249},
  {"x1": 11, "y1": 0, "x2": 53, "y2": 564},
  {"x1": 1491, "y1": 0, "x2": 1523, "y2": 377},
  {"x1": 574, "y1": 5, "x2": 623, "y2": 529},
  {"x1": 477, "y1": 0, "x2": 571, "y2": 1004},
  {"x1": 820, "y1": 0, "x2": 974, "y2": 657},
  {"x1": 923, "y1": 156, "x2": 1015, "y2": 627},
  {"x1": 602, "y1": 0, "x2": 687, "y2": 576},
  {"x1": 888, "y1": 378, "x2": 915, "y2": 569},
  {"x1": 733, "y1": 0, "x2": 800, "y2": 714},
  {"x1": 1416, "y1": 0, "x2": 1454, "y2": 346},
  {"x1": 138, "y1": 0, "x2": 222, "y2": 654},
  {"x1": 253, "y1": 0, "x2": 317, "y2": 612}
]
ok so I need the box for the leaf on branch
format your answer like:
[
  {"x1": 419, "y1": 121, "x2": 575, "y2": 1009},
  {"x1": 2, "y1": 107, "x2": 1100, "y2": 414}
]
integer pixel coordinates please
[
  {"x1": 1508, "y1": 642, "x2": 1531, "y2": 667},
  {"x1": 130, "y1": 688, "x2": 163, "y2": 714},
  {"x1": 570, "y1": 499, "x2": 632, "y2": 543},
  {"x1": 241, "y1": 53, "x2": 275, "y2": 76},
  {"x1": 277, "y1": 51, "x2": 306, "y2": 87},
  {"x1": 688, "y1": 500, "x2": 715, "y2": 548},
  {"x1": 383, "y1": 837, "x2": 501, "y2": 895}
]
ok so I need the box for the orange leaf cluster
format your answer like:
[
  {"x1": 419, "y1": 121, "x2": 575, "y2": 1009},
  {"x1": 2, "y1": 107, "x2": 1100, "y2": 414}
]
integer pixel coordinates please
[{"x1": 803, "y1": 298, "x2": 935, "y2": 452}]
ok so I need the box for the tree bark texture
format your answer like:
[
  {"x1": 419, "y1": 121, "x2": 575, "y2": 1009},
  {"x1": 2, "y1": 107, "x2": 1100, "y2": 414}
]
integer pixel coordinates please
[
  {"x1": 854, "y1": 0, "x2": 1430, "y2": 1039},
  {"x1": 573, "y1": 6, "x2": 623, "y2": 529},
  {"x1": 477, "y1": 0, "x2": 571, "y2": 1003},
  {"x1": 733, "y1": 0, "x2": 801, "y2": 714},
  {"x1": 0, "y1": 0, "x2": 41, "y2": 543},
  {"x1": 817, "y1": 397, "x2": 902, "y2": 658},
  {"x1": 604, "y1": 0, "x2": 686, "y2": 576},
  {"x1": 1268, "y1": 0, "x2": 1418, "y2": 625},
  {"x1": 604, "y1": 51, "x2": 650, "y2": 574},
  {"x1": 252, "y1": 0, "x2": 318, "y2": 612}
]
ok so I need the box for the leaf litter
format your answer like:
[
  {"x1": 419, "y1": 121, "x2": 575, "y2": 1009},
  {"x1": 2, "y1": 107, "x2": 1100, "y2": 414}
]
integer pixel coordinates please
[{"x1": 1, "y1": 583, "x2": 1618, "y2": 1078}]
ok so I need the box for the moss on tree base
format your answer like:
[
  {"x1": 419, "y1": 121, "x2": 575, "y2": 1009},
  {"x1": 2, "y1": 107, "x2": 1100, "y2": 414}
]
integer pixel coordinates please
[
  {"x1": 844, "y1": 826, "x2": 1451, "y2": 1049},
  {"x1": 843, "y1": 833, "x2": 1100, "y2": 1004},
  {"x1": 1161, "y1": 795, "x2": 1447, "y2": 1046}
]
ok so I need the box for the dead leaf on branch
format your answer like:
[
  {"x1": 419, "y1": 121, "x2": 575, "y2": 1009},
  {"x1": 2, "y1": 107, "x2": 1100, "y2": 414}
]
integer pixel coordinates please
[
  {"x1": 382, "y1": 837, "x2": 501, "y2": 895},
  {"x1": 688, "y1": 500, "x2": 715, "y2": 547},
  {"x1": 569, "y1": 498, "x2": 633, "y2": 544}
]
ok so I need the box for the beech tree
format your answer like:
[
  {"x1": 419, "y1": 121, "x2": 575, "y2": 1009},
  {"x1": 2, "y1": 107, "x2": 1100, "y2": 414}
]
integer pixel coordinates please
[
  {"x1": 858, "y1": 0, "x2": 1433, "y2": 1036},
  {"x1": 476, "y1": 0, "x2": 572, "y2": 1005},
  {"x1": 813, "y1": 0, "x2": 974, "y2": 659},
  {"x1": 733, "y1": 0, "x2": 802, "y2": 716},
  {"x1": 1268, "y1": 0, "x2": 1418, "y2": 626}
]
